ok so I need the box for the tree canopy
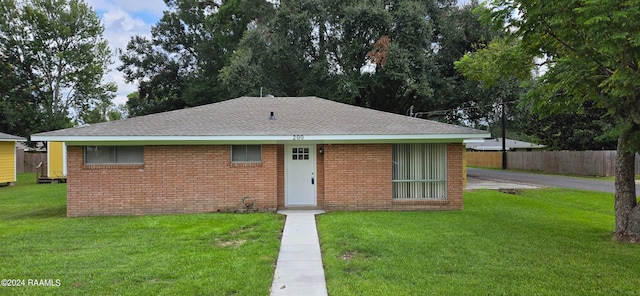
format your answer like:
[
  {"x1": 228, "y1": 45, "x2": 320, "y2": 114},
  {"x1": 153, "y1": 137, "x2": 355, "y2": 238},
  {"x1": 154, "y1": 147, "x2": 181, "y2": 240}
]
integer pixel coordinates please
[
  {"x1": 119, "y1": 0, "x2": 508, "y2": 130},
  {"x1": 459, "y1": 0, "x2": 640, "y2": 241},
  {"x1": 0, "y1": 0, "x2": 116, "y2": 137}
]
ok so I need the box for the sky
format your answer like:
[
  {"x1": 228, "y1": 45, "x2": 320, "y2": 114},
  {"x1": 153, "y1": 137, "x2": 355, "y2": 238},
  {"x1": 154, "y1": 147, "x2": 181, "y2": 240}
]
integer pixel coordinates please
[{"x1": 85, "y1": 0, "x2": 166, "y2": 106}]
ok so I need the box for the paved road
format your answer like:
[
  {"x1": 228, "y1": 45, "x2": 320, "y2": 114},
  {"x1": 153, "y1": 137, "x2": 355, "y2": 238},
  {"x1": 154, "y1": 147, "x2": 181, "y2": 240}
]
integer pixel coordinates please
[{"x1": 468, "y1": 168, "x2": 640, "y2": 195}]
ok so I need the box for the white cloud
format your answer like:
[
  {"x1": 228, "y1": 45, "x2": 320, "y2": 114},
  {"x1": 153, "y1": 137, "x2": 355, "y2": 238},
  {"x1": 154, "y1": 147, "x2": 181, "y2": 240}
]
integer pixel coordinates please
[{"x1": 86, "y1": 0, "x2": 166, "y2": 105}]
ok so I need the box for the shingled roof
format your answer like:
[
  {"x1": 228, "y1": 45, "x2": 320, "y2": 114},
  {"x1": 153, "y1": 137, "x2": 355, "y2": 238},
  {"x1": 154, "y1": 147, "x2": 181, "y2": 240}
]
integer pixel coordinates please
[
  {"x1": 0, "y1": 132, "x2": 25, "y2": 141},
  {"x1": 32, "y1": 97, "x2": 488, "y2": 143}
]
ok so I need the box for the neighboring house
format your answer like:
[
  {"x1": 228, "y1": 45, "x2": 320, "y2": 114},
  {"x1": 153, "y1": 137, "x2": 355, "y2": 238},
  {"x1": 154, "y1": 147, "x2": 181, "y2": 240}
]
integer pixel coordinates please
[
  {"x1": 15, "y1": 141, "x2": 67, "y2": 181},
  {"x1": 32, "y1": 96, "x2": 489, "y2": 217},
  {"x1": 0, "y1": 132, "x2": 26, "y2": 186},
  {"x1": 15, "y1": 141, "x2": 46, "y2": 174},
  {"x1": 36, "y1": 142, "x2": 67, "y2": 183},
  {"x1": 466, "y1": 138, "x2": 545, "y2": 152}
]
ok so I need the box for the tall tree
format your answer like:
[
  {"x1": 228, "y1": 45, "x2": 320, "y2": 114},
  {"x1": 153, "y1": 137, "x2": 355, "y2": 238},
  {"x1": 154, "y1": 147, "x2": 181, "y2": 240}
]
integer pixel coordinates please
[
  {"x1": 517, "y1": 102, "x2": 617, "y2": 150},
  {"x1": 127, "y1": 0, "x2": 507, "y2": 130},
  {"x1": 462, "y1": 0, "x2": 640, "y2": 241},
  {"x1": 119, "y1": 0, "x2": 275, "y2": 116},
  {"x1": 80, "y1": 100, "x2": 124, "y2": 124},
  {"x1": 430, "y1": 1, "x2": 507, "y2": 126},
  {"x1": 220, "y1": 0, "x2": 345, "y2": 99},
  {"x1": 223, "y1": 0, "x2": 502, "y2": 116},
  {"x1": 0, "y1": 0, "x2": 115, "y2": 136}
]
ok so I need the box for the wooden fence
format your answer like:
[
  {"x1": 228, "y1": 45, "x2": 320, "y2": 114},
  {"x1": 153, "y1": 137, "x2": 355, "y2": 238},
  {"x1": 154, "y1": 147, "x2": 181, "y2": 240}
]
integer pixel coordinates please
[
  {"x1": 467, "y1": 150, "x2": 640, "y2": 176},
  {"x1": 15, "y1": 149, "x2": 47, "y2": 173},
  {"x1": 466, "y1": 152, "x2": 503, "y2": 169}
]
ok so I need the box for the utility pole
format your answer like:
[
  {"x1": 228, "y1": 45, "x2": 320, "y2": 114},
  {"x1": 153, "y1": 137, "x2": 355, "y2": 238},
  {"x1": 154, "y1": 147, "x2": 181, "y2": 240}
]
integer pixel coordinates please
[{"x1": 501, "y1": 98, "x2": 507, "y2": 170}]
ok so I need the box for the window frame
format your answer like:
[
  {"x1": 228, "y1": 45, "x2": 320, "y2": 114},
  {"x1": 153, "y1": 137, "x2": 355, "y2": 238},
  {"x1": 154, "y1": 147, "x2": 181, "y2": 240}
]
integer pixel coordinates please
[
  {"x1": 230, "y1": 145, "x2": 262, "y2": 163},
  {"x1": 392, "y1": 143, "x2": 447, "y2": 200},
  {"x1": 83, "y1": 146, "x2": 144, "y2": 165}
]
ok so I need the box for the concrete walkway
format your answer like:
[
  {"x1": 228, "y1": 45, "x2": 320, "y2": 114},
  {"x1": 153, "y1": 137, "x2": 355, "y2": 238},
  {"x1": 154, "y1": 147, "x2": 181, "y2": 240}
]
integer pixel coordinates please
[
  {"x1": 271, "y1": 210, "x2": 328, "y2": 296},
  {"x1": 466, "y1": 176, "x2": 540, "y2": 190}
]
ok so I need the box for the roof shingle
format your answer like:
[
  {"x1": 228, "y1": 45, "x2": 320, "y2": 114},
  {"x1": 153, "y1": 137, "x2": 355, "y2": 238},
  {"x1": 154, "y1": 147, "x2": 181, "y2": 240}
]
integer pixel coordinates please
[{"x1": 32, "y1": 97, "x2": 487, "y2": 140}]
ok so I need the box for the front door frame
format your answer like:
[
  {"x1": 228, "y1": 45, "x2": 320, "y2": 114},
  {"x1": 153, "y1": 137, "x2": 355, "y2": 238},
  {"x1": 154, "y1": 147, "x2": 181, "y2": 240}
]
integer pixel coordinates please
[{"x1": 284, "y1": 144, "x2": 317, "y2": 206}]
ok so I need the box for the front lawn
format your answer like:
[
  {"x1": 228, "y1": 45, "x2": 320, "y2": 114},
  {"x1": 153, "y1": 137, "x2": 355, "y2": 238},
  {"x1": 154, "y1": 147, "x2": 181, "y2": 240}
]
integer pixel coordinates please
[
  {"x1": 0, "y1": 174, "x2": 284, "y2": 295},
  {"x1": 318, "y1": 189, "x2": 640, "y2": 295}
]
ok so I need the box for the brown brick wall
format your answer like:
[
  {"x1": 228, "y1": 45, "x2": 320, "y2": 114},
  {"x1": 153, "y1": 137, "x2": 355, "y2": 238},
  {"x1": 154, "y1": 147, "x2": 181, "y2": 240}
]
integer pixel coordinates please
[
  {"x1": 276, "y1": 144, "x2": 284, "y2": 208},
  {"x1": 446, "y1": 143, "x2": 464, "y2": 210},
  {"x1": 323, "y1": 143, "x2": 465, "y2": 211},
  {"x1": 323, "y1": 144, "x2": 393, "y2": 210},
  {"x1": 316, "y1": 144, "x2": 325, "y2": 207},
  {"x1": 66, "y1": 142, "x2": 466, "y2": 216},
  {"x1": 66, "y1": 145, "x2": 279, "y2": 217}
]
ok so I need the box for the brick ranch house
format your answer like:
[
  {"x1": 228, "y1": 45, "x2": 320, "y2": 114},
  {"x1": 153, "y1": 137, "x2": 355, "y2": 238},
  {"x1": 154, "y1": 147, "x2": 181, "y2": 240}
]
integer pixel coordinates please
[{"x1": 32, "y1": 96, "x2": 489, "y2": 217}]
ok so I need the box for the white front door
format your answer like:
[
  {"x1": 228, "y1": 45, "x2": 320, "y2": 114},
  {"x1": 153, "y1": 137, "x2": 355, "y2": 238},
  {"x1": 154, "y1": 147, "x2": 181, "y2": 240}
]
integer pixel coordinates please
[{"x1": 285, "y1": 144, "x2": 316, "y2": 206}]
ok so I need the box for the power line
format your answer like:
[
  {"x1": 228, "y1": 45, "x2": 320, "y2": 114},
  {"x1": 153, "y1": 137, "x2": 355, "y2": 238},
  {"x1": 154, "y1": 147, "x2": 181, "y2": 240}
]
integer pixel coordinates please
[{"x1": 407, "y1": 99, "x2": 521, "y2": 118}]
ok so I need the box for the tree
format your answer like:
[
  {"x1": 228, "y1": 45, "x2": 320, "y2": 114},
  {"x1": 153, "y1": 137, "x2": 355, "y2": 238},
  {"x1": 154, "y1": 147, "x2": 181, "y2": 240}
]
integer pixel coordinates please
[
  {"x1": 119, "y1": 35, "x2": 187, "y2": 117},
  {"x1": 518, "y1": 101, "x2": 617, "y2": 151},
  {"x1": 220, "y1": 0, "x2": 342, "y2": 99},
  {"x1": 0, "y1": 48, "x2": 46, "y2": 137},
  {"x1": 119, "y1": 0, "x2": 275, "y2": 116},
  {"x1": 455, "y1": 37, "x2": 618, "y2": 150},
  {"x1": 223, "y1": 0, "x2": 505, "y2": 118},
  {"x1": 467, "y1": 0, "x2": 640, "y2": 241},
  {"x1": 126, "y1": 0, "x2": 509, "y2": 133},
  {"x1": 80, "y1": 99, "x2": 124, "y2": 124},
  {"x1": 431, "y1": 1, "x2": 513, "y2": 128},
  {"x1": 0, "y1": 0, "x2": 115, "y2": 136}
]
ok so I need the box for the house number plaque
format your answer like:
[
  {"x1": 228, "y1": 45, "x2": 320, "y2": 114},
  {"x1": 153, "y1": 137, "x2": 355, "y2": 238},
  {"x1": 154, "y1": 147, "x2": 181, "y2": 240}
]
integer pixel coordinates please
[{"x1": 292, "y1": 135, "x2": 304, "y2": 140}]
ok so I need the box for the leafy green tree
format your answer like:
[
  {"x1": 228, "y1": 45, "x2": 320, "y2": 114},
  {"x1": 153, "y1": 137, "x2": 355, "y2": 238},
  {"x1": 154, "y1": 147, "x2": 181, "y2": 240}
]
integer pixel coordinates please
[
  {"x1": 119, "y1": 0, "x2": 275, "y2": 116},
  {"x1": 223, "y1": 0, "x2": 503, "y2": 118},
  {"x1": 0, "y1": 50, "x2": 46, "y2": 137},
  {"x1": 119, "y1": 36, "x2": 186, "y2": 117},
  {"x1": 431, "y1": 2, "x2": 510, "y2": 127},
  {"x1": 80, "y1": 99, "x2": 124, "y2": 124},
  {"x1": 0, "y1": 0, "x2": 115, "y2": 136},
  {"x1": 220, "y1": 0, "x2": 338, "y2": 99},
  {"x1": 128, "y1": 0, "x2": 509, "y2": 132},
  {"x1": 517, "y1": 102, "x2": 617, "y2": 151},
  {"x1": 464, "y1": 0, "x2": 640, "y2": 241}
]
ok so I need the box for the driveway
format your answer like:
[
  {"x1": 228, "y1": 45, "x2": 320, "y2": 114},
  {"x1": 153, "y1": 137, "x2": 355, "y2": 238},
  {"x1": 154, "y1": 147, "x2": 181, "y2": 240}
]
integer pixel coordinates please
[{"x1": 468, "y1": 167, "x2": 640, "y2": 195}]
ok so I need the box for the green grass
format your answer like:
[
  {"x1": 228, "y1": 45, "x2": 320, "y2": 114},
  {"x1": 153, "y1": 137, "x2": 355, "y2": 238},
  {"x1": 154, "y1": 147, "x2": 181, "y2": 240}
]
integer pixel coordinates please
[
  {"x1": 0, "y1": 174, "x2": 284, "y2": 295},
  {"x1": 318, "y1": 189, "x2": 640, "y2": 295},
  {"x1": 6, "y1": 174, "x2": 640, "y2": 295}
]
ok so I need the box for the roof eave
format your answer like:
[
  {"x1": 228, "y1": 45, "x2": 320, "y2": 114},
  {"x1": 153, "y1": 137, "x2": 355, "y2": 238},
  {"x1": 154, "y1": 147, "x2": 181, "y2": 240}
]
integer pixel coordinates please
[
  {"x1": 32, "y1": 133, "x2": 490, "y2": 145},
  {"x1": 0, "y1": 138, "x2": 26, "y2": 142}
]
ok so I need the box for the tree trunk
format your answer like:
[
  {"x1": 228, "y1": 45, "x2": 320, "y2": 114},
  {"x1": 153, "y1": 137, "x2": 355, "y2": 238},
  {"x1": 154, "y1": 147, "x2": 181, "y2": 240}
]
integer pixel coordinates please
[{"x1": 614, "y1": 130, "x2": 640, "y2": 242}]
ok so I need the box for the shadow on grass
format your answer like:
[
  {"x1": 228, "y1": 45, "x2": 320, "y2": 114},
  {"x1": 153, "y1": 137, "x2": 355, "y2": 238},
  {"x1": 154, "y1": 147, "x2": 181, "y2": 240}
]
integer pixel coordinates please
[{"x1": 2, "y1": 205, "x2": 67, "y2": 220}]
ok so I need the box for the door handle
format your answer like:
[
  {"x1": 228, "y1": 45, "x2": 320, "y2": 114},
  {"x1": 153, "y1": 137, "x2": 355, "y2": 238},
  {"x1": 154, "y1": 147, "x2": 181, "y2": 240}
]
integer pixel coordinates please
[{"x1": 311, "y1": 177, "x2": 315, "y2": 185}]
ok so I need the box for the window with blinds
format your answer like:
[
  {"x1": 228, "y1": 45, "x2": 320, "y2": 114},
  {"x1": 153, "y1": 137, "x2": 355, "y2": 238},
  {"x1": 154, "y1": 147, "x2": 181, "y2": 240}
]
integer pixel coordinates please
[
  {"x1": 392, "y1": 143, "x2": 447, "y2": 200},
  {"x1": 231, "y1": 145, "x2": 262, "y2": 163},
  {"x1": 84, "y1": 146, "x2": 144, "y2": 164}
]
